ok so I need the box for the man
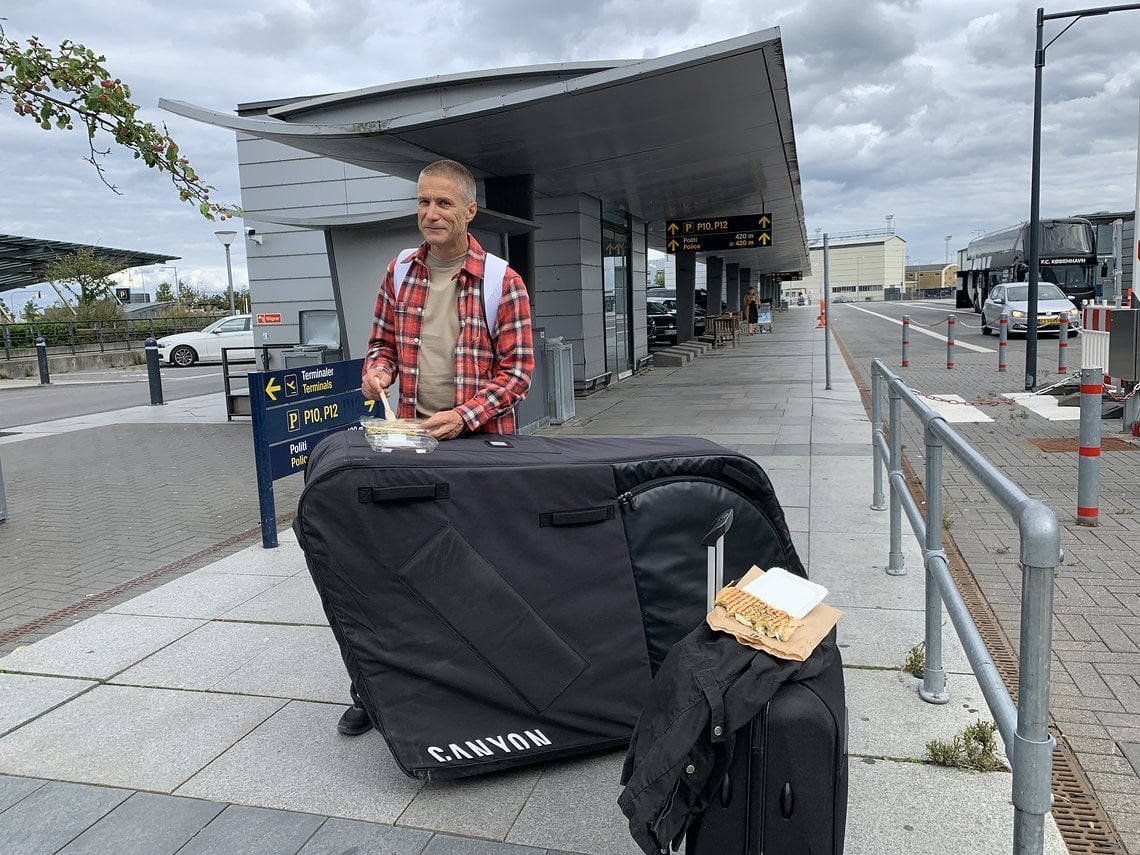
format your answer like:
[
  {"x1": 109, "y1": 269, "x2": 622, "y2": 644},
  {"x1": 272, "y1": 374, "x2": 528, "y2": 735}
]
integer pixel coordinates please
[{"x1": 337, "y1": 159, "x2": 534, "y2": 735}]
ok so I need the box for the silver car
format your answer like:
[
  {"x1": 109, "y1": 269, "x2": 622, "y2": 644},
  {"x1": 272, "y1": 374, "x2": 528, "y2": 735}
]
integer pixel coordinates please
[{"x1": 980, "y1": 283, "x2": 1080, "y2": 336}]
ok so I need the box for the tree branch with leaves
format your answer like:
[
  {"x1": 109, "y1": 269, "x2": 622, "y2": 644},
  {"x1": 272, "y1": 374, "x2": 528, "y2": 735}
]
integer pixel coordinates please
[{"x1": 0, "y1": 20, "x2": 239, "y2": 221}]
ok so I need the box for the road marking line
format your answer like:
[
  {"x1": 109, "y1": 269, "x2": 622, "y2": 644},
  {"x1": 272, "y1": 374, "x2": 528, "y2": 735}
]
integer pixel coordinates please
[
  {"x1": 844, "y1": 304, "x2": 994, "y2": 353},
  {"x1": 1002, "y1": 392, "x2": 1081, "y2": 421}
]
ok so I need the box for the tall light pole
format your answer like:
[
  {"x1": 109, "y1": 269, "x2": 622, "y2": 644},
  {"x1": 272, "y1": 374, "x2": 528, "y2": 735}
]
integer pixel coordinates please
[
  {"x1": 886, "y1": 214, "x2": 894, "y2": 233},
  {"x1": 214, "y1": 230, "x2": 238, "y2": 315},
  {"x1": 1027, "y1": 4, "x2": 1140, "y2": 389},
  {"x1": 944, "y1": 235, "x2": 952, "y2": 264}
]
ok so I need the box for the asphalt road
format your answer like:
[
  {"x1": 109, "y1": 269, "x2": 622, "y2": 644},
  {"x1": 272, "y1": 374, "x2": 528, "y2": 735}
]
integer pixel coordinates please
[{"x1": 0, "y1": 363, "x2": 253, "y2": 430}]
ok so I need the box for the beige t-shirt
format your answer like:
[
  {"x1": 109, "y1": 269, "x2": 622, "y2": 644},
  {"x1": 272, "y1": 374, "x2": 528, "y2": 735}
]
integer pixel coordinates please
[{"x1": 415, "y1": 251, "x2": 465, "y2": 416}]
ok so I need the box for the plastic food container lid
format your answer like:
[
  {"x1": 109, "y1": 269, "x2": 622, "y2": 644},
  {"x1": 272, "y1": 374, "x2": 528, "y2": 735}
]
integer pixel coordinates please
[{"x1": 359, "y1": 417, "x2": 439, "y2": 454}]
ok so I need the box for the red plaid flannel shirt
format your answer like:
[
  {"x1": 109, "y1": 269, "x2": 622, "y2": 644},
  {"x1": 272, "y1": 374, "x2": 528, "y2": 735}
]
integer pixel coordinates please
[{"x1": 363, "y1": 235, "x2": 534, "y2": 434}]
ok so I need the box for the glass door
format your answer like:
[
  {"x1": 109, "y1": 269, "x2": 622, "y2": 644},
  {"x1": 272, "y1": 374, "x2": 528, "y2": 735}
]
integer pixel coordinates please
[{"x1": 602, "y1": 219, "x2": 633, "y2": 379}]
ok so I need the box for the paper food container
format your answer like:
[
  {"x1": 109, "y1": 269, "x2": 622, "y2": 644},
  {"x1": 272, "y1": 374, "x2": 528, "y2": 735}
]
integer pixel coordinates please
[{"x1": 359, "y1": 417, "x2": 439, "y2": 454}]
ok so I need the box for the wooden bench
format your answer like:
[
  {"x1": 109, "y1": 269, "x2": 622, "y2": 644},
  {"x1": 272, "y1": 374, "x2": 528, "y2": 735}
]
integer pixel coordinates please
[{"x1": 710, "y1": 313, "x2": 739, "y2": 347}]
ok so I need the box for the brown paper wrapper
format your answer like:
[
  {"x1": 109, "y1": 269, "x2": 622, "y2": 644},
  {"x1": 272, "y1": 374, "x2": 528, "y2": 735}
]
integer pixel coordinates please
[{"x1": 706, "y1": 565, "x2": 842, "y2": 661}]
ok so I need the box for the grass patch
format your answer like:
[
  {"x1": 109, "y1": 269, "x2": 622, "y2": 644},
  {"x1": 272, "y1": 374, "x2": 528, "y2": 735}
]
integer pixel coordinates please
[
  {"x1": 902, "y1": 642, "x2": 925, "y2": 678},
  {"x1": 926, "y1": 721, "x2": 1008, "y2": 772}
]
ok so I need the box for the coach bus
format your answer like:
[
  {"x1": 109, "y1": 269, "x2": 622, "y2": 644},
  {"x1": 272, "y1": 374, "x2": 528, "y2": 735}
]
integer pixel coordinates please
[
  {"x1": 1071, "y1": 210, "x2": 1134, "y2": 301},
  {"x1": 955, "y1": 217, "x2": 1096, "y2": 312}
]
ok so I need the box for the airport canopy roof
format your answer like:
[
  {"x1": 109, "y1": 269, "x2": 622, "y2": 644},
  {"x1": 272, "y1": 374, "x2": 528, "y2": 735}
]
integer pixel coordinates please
[
  {"x1": 161, "y1": 27, "x2": 809, "y2": 277},
  {"x1": 0, "y1": 234, "x2": 175, "y2": 294}
]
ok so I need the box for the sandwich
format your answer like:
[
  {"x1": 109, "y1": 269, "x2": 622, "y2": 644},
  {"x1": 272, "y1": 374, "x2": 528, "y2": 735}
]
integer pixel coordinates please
[{"x1": 714, "y1": 586, "x2": 804, "y2": 642}]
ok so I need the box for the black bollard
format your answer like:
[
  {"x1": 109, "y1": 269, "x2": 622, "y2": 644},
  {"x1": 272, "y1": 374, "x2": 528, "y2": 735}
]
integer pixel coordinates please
[
  {"x1": 145, "y1": 337, "x2": 164, "y2": 405},
  {"x1": 35, "y1": 336, "x2": 50, "y2": 385}
]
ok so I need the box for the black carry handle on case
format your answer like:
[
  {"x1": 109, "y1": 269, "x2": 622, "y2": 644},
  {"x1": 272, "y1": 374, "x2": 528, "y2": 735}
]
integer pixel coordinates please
[{"x1": 701, "y1": 508, "x2": 733, "y2": 610}]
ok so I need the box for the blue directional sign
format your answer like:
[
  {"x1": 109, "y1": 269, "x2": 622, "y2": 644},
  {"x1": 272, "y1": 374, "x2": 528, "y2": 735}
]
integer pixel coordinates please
[{"x1": 248, "y1": 357, "x2": 380, "y2": 547}]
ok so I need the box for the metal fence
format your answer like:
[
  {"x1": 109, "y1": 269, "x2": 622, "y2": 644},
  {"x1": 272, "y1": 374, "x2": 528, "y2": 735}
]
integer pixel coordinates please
[
  {"x1": 870, "y1": 357, "x2": 1059, "y2": 855},
  {"x1": 1, "y1": 314, "x2": 227, "y2": 360}
]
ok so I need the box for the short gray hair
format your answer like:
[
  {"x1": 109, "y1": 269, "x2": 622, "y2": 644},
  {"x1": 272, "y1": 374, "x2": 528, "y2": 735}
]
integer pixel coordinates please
[{"x1": 419, "y1": 160, "x2": 477, "y2": 205}]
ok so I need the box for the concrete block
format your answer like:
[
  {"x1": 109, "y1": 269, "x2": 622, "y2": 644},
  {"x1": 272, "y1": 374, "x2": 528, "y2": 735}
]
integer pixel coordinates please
[
  {"x1": 0, "y1": 674, "x2": 97, "y2": 736},
  {"x1": 57, "y1": 792, "x2": 225, "y2": 854}
]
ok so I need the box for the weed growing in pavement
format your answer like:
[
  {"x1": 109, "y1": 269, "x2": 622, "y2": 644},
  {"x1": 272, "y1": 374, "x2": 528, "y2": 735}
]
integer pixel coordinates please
[
  {"x1": 1116, "y1": 508, "x2": 1135, "y2": 515},
  {"x1": 993, "y1": 544, "x2": 1011, "y2": 554},
  {"x1": 926, "y1": 721, "x2": 1008, "y2": 772},
  {"x1": 1008, "y1": 408, "x2": 1029, "y2": 420},
  {"x1": 943, "y1": 511, "x2": 955, "y2": 530},
  {"x1": 902, "y1": 643, "x2": 925, "y2": 677}
]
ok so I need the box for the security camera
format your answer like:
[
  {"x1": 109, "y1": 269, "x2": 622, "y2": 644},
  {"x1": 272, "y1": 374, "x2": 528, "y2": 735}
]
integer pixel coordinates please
[
  {"x1": 245, "y1": 227, "x2": 256, "y2": 236},
  {"x1": 245, "y1": 227, "x2": 263, "y2": 245}
]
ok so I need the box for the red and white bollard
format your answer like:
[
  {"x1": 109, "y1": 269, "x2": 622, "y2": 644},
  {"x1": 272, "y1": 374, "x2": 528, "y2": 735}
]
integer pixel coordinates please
[
  {"x1": 901, "y1": 315, "x2": 910, "y2": 367},
  {"x1": 998, "y1": 312, "x2": 1008, "y2": 372},
  {"x1": 946, "y1": 314, "x2": 955, "y2": 369},
  {"x1": 1076, "y1": 367, "x2": 1102, "y2": 526},
  {"x1": 1058, "y1": 315, "x2": 1069, "y2": 373}
]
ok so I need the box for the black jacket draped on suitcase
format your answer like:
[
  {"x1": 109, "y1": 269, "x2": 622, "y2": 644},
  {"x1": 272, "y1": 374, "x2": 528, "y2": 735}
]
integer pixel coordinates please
[
  {"x1": 618, "y1": 625, "x2": 846, "y2": 854},
  {"x1": 293, "y1": 431, "x2": 805, "y2": 780}
]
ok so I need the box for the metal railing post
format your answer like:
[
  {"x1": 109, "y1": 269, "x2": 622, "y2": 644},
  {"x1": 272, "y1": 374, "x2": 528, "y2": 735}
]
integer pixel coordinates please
[
  {"x1": 998, "y1": 312, "x2": 1008, "y2": 372},
  {"x1": 35, "y1": 336, "x2": 50, "y2": 384},
  {"x1": 945, "y1": 314, "x2": 956, "y2": 369},
  {"x1": 1076, "y1": 367, "x2": 1101, "y2": 526},
  {"x1": 920, "y1": 419, "x2": 949, "y2": 703},
  {"x1": 1012, "y1": 502, "x2": 1060, "y2": 855},
  {"x1": 887, "y1": 383, "x2": 906, "y2": 575},
  {"x1": 901, "y1": 315, "x2": 910, "y2": 367},
  {"x1": 871, "y1": 368, "x2": 886, "y2": 511},
  {"x1": 145, "y1": 337, "x2": 164, "y2": 406}
]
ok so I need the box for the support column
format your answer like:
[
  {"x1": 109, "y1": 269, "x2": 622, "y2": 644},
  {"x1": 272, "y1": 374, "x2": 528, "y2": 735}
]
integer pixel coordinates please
[
  {"x1": 675, "y1": 253, "x2": 697, "y2": 345},
  {"x1": 483, "y1": 174, "x2": 535, "y2": 297},
  {"x1": 739, "y1": 268, "x2": 752, "y2": 313},
  {"x1": 705, "y1": 256, "x2": 724, "y2": 323},
  {"x1": 725, "y1": 262, "x2": 740, "y2": 319}
]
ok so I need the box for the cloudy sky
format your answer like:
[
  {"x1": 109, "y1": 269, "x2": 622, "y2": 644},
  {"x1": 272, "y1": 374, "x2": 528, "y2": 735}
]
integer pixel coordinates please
[{"x1": 2, "y1": 0, "x2": 1139, "y2": 305}]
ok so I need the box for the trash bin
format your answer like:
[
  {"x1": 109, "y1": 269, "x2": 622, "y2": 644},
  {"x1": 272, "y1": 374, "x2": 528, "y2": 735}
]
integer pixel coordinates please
[{"x1": 282, "y1": 345, "x2": 328, "y2": 368}]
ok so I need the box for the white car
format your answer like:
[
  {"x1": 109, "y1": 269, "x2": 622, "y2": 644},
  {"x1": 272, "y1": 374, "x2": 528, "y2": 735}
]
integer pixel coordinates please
[
  {"x1": 156, "y1": 314, "x2": 256, "y2": 366},
  {"x1": 980, "y1": 283, "x2": 1080, "y2": 336}
]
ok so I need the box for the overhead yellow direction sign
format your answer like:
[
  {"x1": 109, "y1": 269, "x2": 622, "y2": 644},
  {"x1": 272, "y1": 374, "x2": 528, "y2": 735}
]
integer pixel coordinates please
[{"x1": 664, "y1": 214, "x2": 772, "y2": 253}]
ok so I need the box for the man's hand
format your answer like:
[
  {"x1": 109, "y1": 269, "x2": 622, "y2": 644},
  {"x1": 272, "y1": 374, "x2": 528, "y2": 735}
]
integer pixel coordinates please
[
  {"x1": 420, "y1": 409, "x2": 466, "y2": 441},
  {"x1": 361, "y1": 368, "x2": 392, "y2": 400}
]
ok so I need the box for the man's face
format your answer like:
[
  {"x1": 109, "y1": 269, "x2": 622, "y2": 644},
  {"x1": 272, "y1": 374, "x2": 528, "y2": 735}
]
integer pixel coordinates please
[{"x1": 417, "y1": 174, "x2": 477, "y2": 257}]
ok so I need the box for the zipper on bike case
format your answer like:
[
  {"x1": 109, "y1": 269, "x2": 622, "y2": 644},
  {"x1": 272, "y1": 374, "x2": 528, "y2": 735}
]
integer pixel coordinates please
[{"x1": 617, "y1": 474, "x2": 758, "y2": 513}]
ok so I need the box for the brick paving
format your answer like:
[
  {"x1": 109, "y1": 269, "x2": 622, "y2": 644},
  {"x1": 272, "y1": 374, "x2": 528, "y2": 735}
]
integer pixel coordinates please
[
  {"x1": 0, "y1": 422, "x2": 304, "y2": 653},
  {"x1": 832, "y1": 308, "x2": 1140, "y2": 855}
]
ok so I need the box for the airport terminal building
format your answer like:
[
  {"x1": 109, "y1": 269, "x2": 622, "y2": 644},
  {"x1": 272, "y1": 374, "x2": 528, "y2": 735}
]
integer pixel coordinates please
[{"x1": 164, "y1": 28, "x2": 809, "y2": 427}]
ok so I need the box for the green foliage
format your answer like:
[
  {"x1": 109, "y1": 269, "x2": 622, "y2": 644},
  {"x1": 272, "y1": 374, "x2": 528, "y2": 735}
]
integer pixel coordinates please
[
  {"x1": 654, "y1": 270, "x2": 665, "y2": 287},
  {"x1": 41, "y1": 247, "x2": 120, "y2": 305},
  {"x1": 0, "y1": 21, "x2": 239, "y2": 221},
  {"x1": 154, "y1": 280, "x2": 176, "y2": 303},
  {"x1": 22, "y1": 299, "x2": 40, "y2": 322},
  {"x1": 902, "y1": 642, "x2": 925, "y2": 678},
  {"x1": 926, "y1": 720, "x2": 1007, "y2": 772}
]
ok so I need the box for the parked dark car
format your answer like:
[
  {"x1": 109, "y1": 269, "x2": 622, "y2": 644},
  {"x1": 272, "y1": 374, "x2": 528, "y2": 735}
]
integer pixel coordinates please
[{"x1": 647, "y1": 299, "x2": 707, "y2": 344}]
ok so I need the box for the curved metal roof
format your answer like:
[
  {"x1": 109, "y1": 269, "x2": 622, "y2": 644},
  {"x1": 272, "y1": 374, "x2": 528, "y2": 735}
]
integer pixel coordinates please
[
  {"x1": 161, "y1": 28, "x2": 808, "y2": 275},
  {"x1": 0, "y1": 234, "x2": 175, "y2": 294}
]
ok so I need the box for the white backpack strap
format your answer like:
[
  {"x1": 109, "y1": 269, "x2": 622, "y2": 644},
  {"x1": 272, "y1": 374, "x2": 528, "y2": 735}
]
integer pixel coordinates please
[
  {"x1": 390, "y1": 248, "x2": 420, "y2": 302},
  {"x1": 393, "y1": 247, "x2": 507, "y2": 335},
  {"x1": 482, "y1": 252, "x2": 508, "y2": 336}
]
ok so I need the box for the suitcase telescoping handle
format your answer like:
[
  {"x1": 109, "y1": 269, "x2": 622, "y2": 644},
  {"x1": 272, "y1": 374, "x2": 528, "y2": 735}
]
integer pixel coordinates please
[{"x1": 700, "y1": 508, "x2": 734, "y2": 611}]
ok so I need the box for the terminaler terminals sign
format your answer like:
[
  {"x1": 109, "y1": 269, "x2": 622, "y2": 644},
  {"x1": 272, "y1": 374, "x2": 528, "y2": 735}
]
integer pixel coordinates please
[
  {"x1": 249, "y1": 357, "x2": 380, "y2": 547},
  {"x1": 665, "y1": 214, "x2": 772, "y2": 253}
]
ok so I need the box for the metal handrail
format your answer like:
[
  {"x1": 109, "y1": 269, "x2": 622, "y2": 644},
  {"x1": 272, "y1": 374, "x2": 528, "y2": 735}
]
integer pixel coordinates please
[{"x1": 870, "y1": 357, "x2": 1059, "y2": 855}]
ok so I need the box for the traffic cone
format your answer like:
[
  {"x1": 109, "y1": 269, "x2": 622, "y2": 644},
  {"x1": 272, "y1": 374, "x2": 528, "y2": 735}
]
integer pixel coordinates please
[{"x1": 816, "y1": 299, "x2": 827, "y2": 328}]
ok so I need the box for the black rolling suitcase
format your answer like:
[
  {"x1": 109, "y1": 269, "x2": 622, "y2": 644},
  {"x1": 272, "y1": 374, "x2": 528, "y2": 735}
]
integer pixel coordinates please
[
  {"x1": 293, "y1": 430, "x2": 804, "y2": 780},
  {"x1": 684, "y1": 651, "x2": 848, "y2": 854}
]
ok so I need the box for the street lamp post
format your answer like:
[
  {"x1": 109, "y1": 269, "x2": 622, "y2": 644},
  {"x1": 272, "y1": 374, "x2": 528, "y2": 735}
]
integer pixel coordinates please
[
  {"x1": 1027, "y1": 3, "x2": 1140, "y2": 390},
  {"x1": 214, "y1": 230, "x2": 238, "y2": 316}
]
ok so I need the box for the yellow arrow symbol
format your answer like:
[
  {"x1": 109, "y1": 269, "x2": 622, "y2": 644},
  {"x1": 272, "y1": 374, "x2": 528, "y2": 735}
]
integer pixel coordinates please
[
  {"x1": 668, "y1": 222, "x2": 679, "y2": 234},
  {"x1": 759, "y1": 215, "x2": 771, "y2": 227},
  {"x1": 759, "y1": 233, "x2": 771, "y2": 245},
  {"x1": 668, "y1": 239, "x2": 679, "y2": 252},
  {"x1": 265, "y1": 377, "x2": 282, "y2": 401}
]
